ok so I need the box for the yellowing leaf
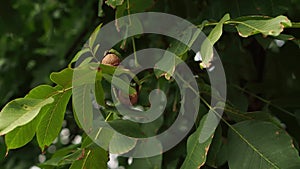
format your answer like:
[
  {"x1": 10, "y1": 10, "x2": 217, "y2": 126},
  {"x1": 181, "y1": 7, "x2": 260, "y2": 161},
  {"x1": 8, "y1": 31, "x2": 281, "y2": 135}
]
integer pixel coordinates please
[
  {"x1": 200, "y1": 13, "x2": 230, "y2": 68},
  {"x1": 180, "y1": 114, "x2": 215, "y2": 169},
  {"x1": 235, "y1": 15, "x2": 292, "y2": 37}
]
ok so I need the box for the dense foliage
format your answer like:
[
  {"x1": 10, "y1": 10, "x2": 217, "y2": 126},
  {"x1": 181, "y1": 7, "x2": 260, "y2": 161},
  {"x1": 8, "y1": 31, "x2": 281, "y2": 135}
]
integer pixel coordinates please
[{"x1": 1, "y1": 0, "x2": 300, "y2": 169}]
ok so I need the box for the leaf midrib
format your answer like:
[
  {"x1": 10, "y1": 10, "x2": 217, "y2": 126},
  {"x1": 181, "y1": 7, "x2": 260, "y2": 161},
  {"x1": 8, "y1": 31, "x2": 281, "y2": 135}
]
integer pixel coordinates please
[
  {"x1": 230, "y1": 125, "x2": 280, "y2": 169},
  {"x1": 40, "y1": 93, "x2": 65, "y2": 147}
]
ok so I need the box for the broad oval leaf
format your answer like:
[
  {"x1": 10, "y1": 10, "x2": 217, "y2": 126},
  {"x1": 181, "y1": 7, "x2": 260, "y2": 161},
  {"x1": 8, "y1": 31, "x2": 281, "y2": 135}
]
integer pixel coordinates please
[
  {"x1": 228, "y1": 120, "x2": 300, "y2": 169},
  {"x1": 37, "y1": 88, "x2": 72, "y2": 150},
  {"x1": 0, "y1": 97, "x2": 54, "y2": 135},
  {"x1": 23, "y1": 85, "x2": 72, "y2": 150},
  {"x1": 4, "y1": 85, "x2": 62, "y2": 150}
]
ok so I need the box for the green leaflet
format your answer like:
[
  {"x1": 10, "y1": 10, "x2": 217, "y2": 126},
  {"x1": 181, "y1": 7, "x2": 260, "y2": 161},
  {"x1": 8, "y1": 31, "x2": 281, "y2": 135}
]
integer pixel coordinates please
[
  {"x1": 200, "y1": 13, "x2": 230, "y2": 68},
  {"x1": 23, "y1": 83, "x2": 72, "y2": 151},
  {"x1": 180, "y1": 114, "x2": 215, "y2": 169},
  {"x1": 37, "y1": 88, "x2": 72, "y2": 151},
  {"x1": 50, "y1": 68, "x2": 73, "y2": 88},
  {"x1": 69, "y1": 48, "x2": 91, "y2": 68},
  {"x1": 72, "y1": 83, "x2": 94, "y2": 131},
  {"x1": 109, "y1": 133, "x2": 136, "y2": 154},
  {"x1": 154, "y1": 25, "x2": 203, "y2": 79},
  {"x1": 205, "y1": 126, "x2": 223, "y2": 168},
  {"x1": 0, "y1": 97, "x2": 54, "y2": 135},
  {"x1": 39, "y1": 144, "x2": 80, "y2": 167},
  {"x1": 98, "y1": 0, "x2": 104, "y2": 17},
  {"x1": 88, "y1": 24, "x2": 102, "y2": 51},
  {"x1": 69, "y1": 23, "x2": 102, "y2": 68},
  {"x1": 228, "y1": 120, "x2": 300, "y2": 169},
  {"x1": 128, "y1": 155, "x2": 162, "y2": 169},
  {"x1": 5, "y1": 114, "x2": 40, "y2": 150},
  {"x1": 234, "y1": 15, "x2": 292, "y2": 37},
  {"x1": 95, "y1": 71, "x2": 105, "y2": 106},
  {"x1": 69, "y1": 145, "x2": 108, "y2": 169},
  {"x1": 4, "y1": 85, "x2": 61, "y2": 150}
]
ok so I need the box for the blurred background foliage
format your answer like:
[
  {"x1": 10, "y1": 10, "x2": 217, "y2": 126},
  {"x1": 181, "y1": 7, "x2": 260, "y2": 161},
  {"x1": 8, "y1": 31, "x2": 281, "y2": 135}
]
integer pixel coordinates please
[{"x1": 0, "y1": 0, "x2": 299, "y2": 168}]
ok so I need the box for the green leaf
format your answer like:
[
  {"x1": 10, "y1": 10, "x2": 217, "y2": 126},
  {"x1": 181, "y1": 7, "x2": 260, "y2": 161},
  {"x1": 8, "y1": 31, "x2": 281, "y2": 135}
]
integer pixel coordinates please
[
  {"x1": 206, "y1": 126, "x2": 222, "y2": 168},
  {"x1": 23, "y1": 85, "x2": 72, "y2": 150},
  {"x1": 37, "y1": 88, "x2": 72, "y2": 150},
  {"x1": 173, "y1": 24, "x2": 204, "y2": 57},
  {"x1": 40, "y1": 145, "x2": 81, "y2": 167},
  {"x1": 95, "y1": 73, "x2": 105, "y2": 106},
  {"x1": 109, "y1": 133, "x2": 136, "y2": 154},
  {"x1": 98, "y1": 0, "x2": 104, "y2": 17},
  {"x1": 105, "y1": 0, "x2": 124, "y2": 8},
  {"x1": 154, "y1": 26, "x2": 203, "y2": 79},
  {"x1": 50, "y1": 68, "x2": 73, "y2": 88},
  {"x1": 199, "y1": 102, "x2": 224, "y2": 143},
  {"x1": 69, "y1": 145, "x2": 108, "y2": 169},
  {"x1": 69, "y1": 24, "x2": 102, "y2": 67},
  {"x1": 99, "y1": 63, "x2": 116, "y2": 75},
  {"x1": 5, "y1": 115, "x2": 40, "y2": 150},
  {"x1": 180, "y1": 114, "x2": 215, "y2": 169},
  {"x1": 127, "y1": 15, "x2": 143, "y2": 36},
  {"x1": 0, "y1": 97, "x2": 54, "y2": 135},
  {"x1": 128, "y1": 155, "x2": 162, "y2": 169},
  {"x1": 234, "y1": 15, "x2": 292, "y2": 38},
  {"x1": 88, "y1": 24, "x2": 102, "y2": 50},
  {"x1": 72, "y1": 84, "x2": 94, "y2": 130},
  {"x1": 200, "y1": 13, "x2": 230, "y2": 68},
  {"x1": 69, "y1": 48, "x2": 91, "y2": 68},
  {"x1": 228, "y1": 120, "x2": 300, "y2": 169},
  {"x1": 4, "y1": 85, "x2": 63, "y2": 150},
  {"x1": 154, "y1": 51, "x2": 177, "y2": 80},
  {"x1": 25, "y1": 85, "x2": 57, "y2": 99},
  {"x1": 108, "y1": 120, "x2": 145, "y2": 138}
]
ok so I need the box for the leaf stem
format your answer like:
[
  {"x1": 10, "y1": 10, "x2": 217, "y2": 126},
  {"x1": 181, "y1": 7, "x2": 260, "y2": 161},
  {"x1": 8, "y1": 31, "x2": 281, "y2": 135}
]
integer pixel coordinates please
[{"x1": 291, "y1": 22, "x2": 300, "y2": 28}]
